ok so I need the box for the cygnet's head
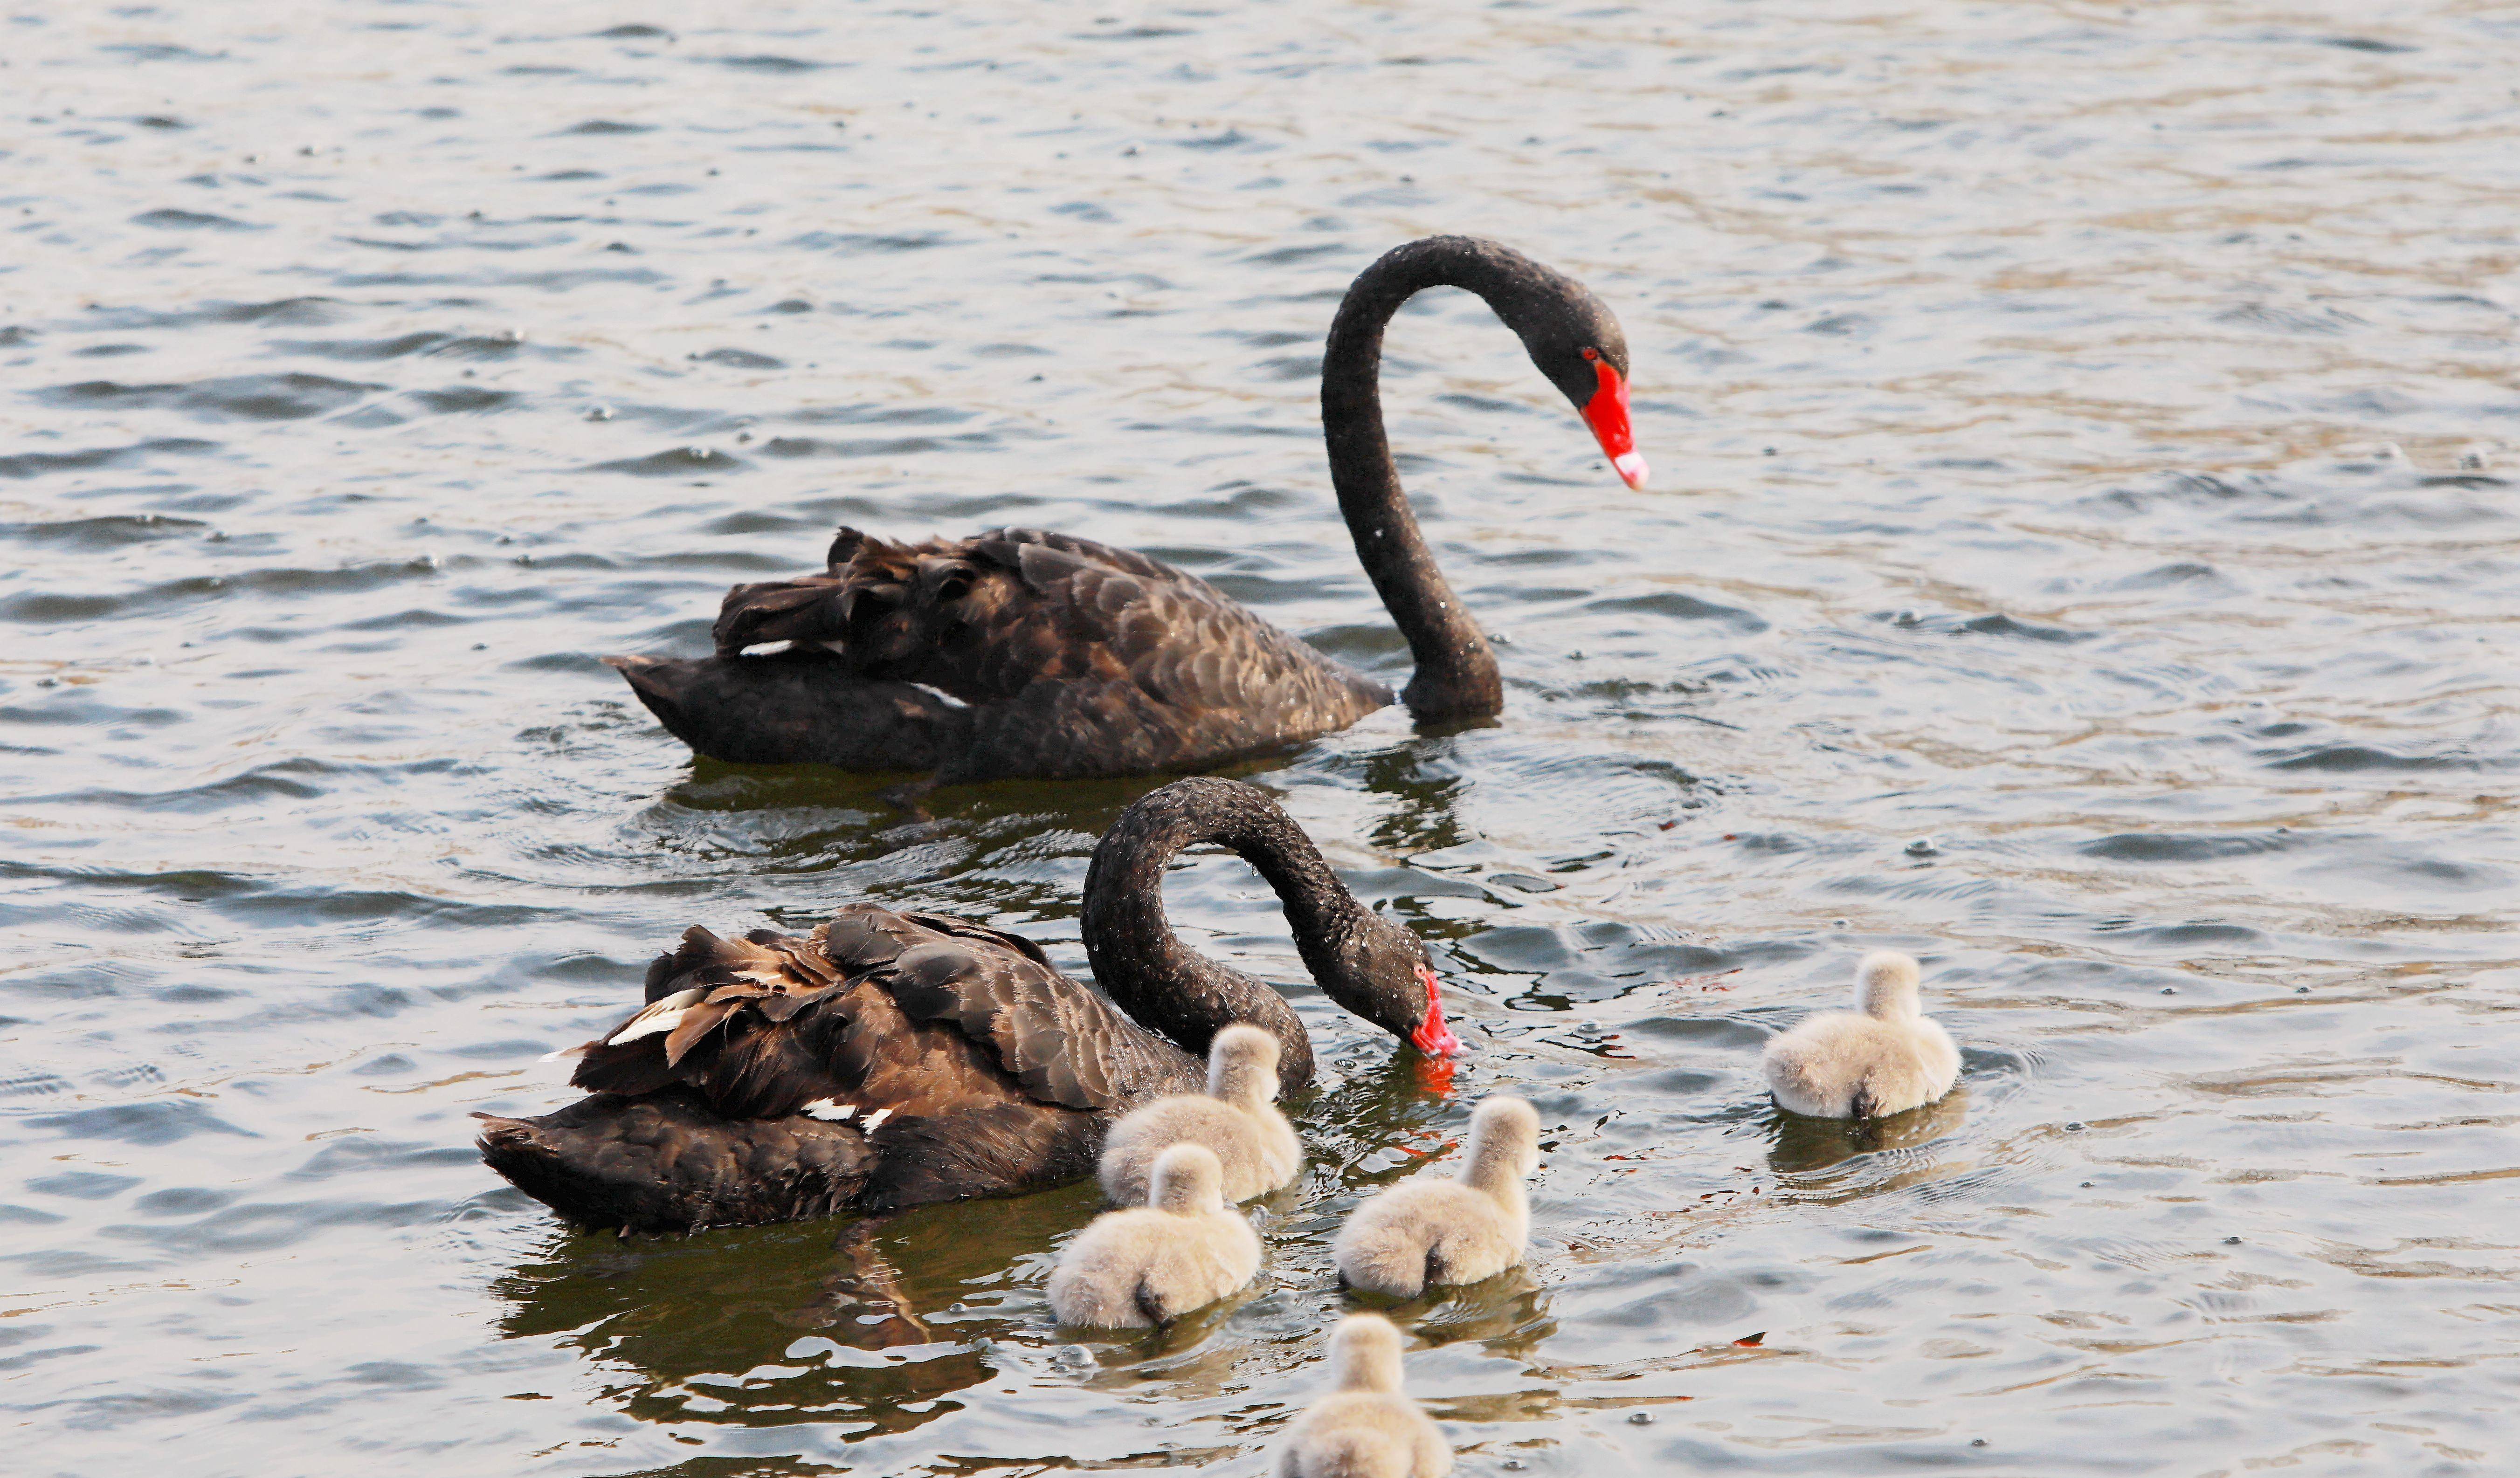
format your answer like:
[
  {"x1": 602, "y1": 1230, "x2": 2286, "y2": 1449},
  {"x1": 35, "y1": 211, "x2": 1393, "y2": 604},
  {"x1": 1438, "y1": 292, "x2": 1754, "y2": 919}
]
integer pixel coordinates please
[
  {"x1": 1465, "y1": 1095, "x2": 1543, "y2": 1179},
  {"x1": 1857, "y1": 950, "x2": 1923, "y2": 1019},
  {"x1": 1207, "y1": 1022, "x2": 1282, "y2": 1106},
  {"x1": 1326, "y1": 1313, "x2": 1407, "y2": 1394},
  {"x1": 1150, "y1": 1143, "x2": 1226, "y2": 1215}
]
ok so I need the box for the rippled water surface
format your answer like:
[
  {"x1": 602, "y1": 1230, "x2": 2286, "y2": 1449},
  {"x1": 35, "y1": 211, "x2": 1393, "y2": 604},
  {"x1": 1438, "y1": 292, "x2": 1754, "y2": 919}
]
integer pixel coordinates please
[{"x1": 6, "y1": 1, "x2": 2519, "y2": 1473}]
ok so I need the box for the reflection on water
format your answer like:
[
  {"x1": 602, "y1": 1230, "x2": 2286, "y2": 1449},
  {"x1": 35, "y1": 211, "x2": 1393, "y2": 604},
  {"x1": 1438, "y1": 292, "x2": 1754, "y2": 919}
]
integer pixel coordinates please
[
  {"x1": 495, "y1": 1183, "x2": 1140, "y2": 1445},
  {"x1": 4, "y1": 0, "x2": 2518, "y2": 1473},
  {"x1": 1763, "y1": 1090, "x2": 1972, "y2": 1182}
]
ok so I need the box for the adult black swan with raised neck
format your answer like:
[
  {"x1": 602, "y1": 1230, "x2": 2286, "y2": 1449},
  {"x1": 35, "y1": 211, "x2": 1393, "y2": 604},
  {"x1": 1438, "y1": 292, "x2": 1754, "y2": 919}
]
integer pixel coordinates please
[
  {"x1": 606, "y1": 235, "x2": 1646, "y2": 781},
  {"x1": 474, "y1": 778, "x2": 1461, "y2": 1232}
]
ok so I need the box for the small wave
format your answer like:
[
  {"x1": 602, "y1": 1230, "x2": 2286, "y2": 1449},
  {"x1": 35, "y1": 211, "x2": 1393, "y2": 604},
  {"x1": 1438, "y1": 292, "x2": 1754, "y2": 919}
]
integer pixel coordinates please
[
  {"x1": 2264, "y1": 743, "x2": 2499, "y2": 773},
  {"x1": 788, "y1": 229, "x2": 956, "y2": 254},
  {"x1": 586, "y1": 446, "x2": 752, "y2": 476},
  {"x1": 264, "y1": 330, "x2": 454, "y2": 361},
  {"x1": 0, "y1": 513, "x2": 206, "y2": 549},
  {"x1": 21, "y1": 1099, "x2": 258, "y2": 1148},
  {"x1": 2077, "y1": 831, "x2": 2297, "y2": 862},
  {"x1": 710, "y1": 54, "x2": 836, "y2": 73},
  {"x1": 1872, "y1": 608, "x2": 2096, "y2": 643},
  {"x1": 132, "y1": 207, "x2": 256, "y2": 231},
  {"x1": 35, "y1": 372, "x2": 379, "y2": 422},
  {"x1": 690, "y1": 347, "x2": 787, "y2": 369},
  {"x1": 1586, "y1": 591, "x2": 1770, "y2": 634}
]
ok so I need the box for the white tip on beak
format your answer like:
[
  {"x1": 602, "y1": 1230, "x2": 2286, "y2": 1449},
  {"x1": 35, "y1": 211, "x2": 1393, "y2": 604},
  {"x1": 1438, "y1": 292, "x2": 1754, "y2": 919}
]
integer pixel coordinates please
[{"x1": 1612, "y1": 451, "x2": 1650, "y2": 490}]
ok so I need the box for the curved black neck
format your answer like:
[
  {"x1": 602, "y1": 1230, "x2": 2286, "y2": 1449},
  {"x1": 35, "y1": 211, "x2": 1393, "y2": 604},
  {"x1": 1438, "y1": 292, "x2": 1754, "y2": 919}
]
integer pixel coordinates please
[
  {"x1": 1080, "y1": 779, "x2": 1370, "y2": 1091},
  {"x1": 1323, "y1": 235, "x2": 1536, "y2": 720}
]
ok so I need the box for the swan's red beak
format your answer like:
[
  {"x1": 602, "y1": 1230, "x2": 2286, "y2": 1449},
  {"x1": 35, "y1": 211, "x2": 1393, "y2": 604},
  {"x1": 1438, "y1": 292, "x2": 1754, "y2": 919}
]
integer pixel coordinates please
[
  {"x1": 1582, "y1": 358, "x2": 1649, "y2": 490},
  {"x1": 1409, "y1": 963, "x2": 1463, "y2": 1057}
]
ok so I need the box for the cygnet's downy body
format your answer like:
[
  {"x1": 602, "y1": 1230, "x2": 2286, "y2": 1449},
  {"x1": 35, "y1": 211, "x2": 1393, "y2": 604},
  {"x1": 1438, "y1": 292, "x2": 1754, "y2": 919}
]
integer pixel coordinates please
[
  {"x1": 1332, "y1": 1096, "x2": 1540, "y2": 1299},
  {"x1": 1762, "y1": 950, "x2": 1961, "y2": 1118},
  {"x1": 1099, "y1": 1023, "x2": 1304, "y2": 1205},
  {"x1": 1274, "y1": 1315, "x2": 1451, "y2": 1478},
  {"x1": 1048, "y1": 1143, "x2": 1261, "y2": 1328}
]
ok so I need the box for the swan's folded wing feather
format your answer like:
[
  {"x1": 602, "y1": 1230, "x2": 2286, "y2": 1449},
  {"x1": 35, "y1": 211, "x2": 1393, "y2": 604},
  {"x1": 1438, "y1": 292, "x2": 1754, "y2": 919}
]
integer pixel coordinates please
[
  {"x1": 702, "y1": 987, "x2": 867, "y2": 1119},
  {"x1": 973, "y1": 527, "x2": 1179, "y2": 584},
  {"x1": 881, "y1": 939, "x2": 1167, "y2": 1112},
  {"x1": 707, "y1": 527, "x2": 930, "y2": 659},
  {"x1": 569, "y1": 1039, "x2": 684, "y2": 1097},
  {"x1": 711, "y1": 575, "x2": 854, "y2": 653},
  {"x1": 579, "y1": 923, "x2": 852, "y2": 1097},
  {"x1": 822, "y1": 903, "x2": 950, "y2": 972},
  {"x1": 642, "y1": 949, "x2": 681, "y2": 1004},
  {"x1": 718, "y1": 525, "x2": 1380, "y2": 749},
  {"x1": 662, "y1": 996, "x2": 741, "y2": 1067},
  {"x1": 893, "y1": 909, "x2": 1054, "y2": 968},
  {"x1": 975, "y1": 527, "x2": 1372, "y2": 720}
]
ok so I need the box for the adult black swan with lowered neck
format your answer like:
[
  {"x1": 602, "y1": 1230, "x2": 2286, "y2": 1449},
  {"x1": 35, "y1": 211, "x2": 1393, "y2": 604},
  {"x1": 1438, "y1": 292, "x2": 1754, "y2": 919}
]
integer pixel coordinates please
[
  {"x1": 607, "y1": 235, "x2": 1646, "y2": 781},
  {"x1": 475, "y1": 778, "x2": 1460, "y2": 1232}
]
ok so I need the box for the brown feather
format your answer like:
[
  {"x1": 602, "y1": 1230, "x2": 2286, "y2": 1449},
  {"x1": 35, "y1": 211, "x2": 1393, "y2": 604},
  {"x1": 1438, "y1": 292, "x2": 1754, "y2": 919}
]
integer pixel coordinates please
[
  {"x1": 489, "y1": 904, "x2": 1207, "y2": 1230},
  {"x1": 662, "y1": 997, "x2": 738, "y2": 1067}
]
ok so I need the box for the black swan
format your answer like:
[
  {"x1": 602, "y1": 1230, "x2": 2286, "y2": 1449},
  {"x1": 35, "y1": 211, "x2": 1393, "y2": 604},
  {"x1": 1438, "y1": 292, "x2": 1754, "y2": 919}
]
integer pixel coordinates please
[
  {"x1": 475, "y1": 777, "x2": 1460, "y2": 1232},
  {"x1": 607, "y1": 235, "x2": 1646, "y2": 781}
]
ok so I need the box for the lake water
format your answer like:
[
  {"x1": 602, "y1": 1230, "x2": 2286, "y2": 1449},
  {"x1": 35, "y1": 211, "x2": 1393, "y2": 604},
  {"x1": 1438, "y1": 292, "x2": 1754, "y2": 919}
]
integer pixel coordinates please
[{"x1": 4, "y1": 2, "x2": 2516, "y2": 1474}]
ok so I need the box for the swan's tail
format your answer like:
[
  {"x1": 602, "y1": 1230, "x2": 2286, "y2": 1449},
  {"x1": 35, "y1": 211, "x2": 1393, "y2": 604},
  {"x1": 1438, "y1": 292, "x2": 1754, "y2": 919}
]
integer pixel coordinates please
[
  {"x1": 602, "y1": 651, "x2": 964, "y2": 770},
  {"x1": 1304, "y1": 1429, "x2": 1409, "y2": 1478},
  {"x1": 475, "y1": 1086, "x2": 873, "y2": 1233},
  {"x1": 1331, "y1": 1206, "x2": 1437, "y2": 1299},
  {"x1": 1044, "y1": 1256, "x2": 1156, "y2": 1329}
]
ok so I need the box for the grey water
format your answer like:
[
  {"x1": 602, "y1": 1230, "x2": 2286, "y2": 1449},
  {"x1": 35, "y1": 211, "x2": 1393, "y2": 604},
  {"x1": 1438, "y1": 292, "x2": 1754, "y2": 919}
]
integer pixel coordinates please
[{"x1": 3, "y1": 1, "x2": 2517, "y2": 1474}]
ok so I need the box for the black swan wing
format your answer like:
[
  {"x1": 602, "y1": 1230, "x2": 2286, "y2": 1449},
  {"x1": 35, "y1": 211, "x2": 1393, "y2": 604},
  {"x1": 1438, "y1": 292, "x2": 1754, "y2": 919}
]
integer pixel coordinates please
[
  {"x1": 568, "y1": 905, "x2": 1187, "y2": 1121},
  {"x1": 706, "y1": 527, "x2": 1387, "y2": 775},
  {"x1": 570, "y1": 923, "x2": 854, "y2": 1115},
  {"x1": 967, "y1": 529, "x2": 1388, "y2": 717},
  {"x1": 879, "y1": 930, "x2": 1190, "y2": 1112}
]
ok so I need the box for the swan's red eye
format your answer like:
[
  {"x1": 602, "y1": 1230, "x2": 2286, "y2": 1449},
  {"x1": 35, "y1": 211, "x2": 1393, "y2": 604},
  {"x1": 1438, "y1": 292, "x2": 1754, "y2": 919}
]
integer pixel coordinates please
[{"x1": 1581, "y1": 347, "x2": 1600, "y2": 362}]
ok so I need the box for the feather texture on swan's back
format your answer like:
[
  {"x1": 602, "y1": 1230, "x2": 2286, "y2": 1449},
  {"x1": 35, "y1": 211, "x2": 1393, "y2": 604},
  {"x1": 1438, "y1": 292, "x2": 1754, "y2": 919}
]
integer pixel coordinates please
[
  {"x1": 640, "y1": 526, "x2": 1390, "y2": 781},
  {"x1": 477, "y1": 903, "x2": 1202, "y2": 1231}
]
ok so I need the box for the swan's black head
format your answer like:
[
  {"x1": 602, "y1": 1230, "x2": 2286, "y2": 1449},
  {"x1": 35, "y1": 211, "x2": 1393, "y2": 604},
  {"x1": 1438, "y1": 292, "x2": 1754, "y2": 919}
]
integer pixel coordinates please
[
  {"x1": 1318, "y1": 911, "x2": 1461, "y2": 1059},
  {"x1": 1484, "y1": 251, "x2": 1647, "y2": 490}
]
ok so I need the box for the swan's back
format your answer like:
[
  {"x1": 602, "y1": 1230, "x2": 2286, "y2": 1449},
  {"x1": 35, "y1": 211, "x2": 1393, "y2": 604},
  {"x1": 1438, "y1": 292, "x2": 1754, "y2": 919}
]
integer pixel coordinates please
[
  {"x1": 477, "y1": 904, "x2": 1202, "y2": 1231},
  {"x1": 697, "y1": 527, "x2": 1391, "y2": 780}
]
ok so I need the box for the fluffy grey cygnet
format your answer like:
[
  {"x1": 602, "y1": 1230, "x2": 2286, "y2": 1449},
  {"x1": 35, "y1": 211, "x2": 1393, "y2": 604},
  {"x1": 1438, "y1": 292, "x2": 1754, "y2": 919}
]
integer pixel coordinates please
[
  {"x1": 1099, "y1": 1023, "x2": 1304, "y2": 1205},
  {"x1": 1762, "y1": 950, "x2": 1961, "y2": 1118},
  {"x1": 1047, "y1": 1143, "x2": 1261, "y2": 1328},
  {"x1": 1332, "y1": 1096, "x2": 1540, "y2": 1299},
  {"x1": 1273, "y1": 1314, "x2": 1451, "y2": 1478}
]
